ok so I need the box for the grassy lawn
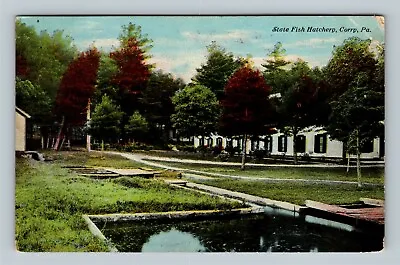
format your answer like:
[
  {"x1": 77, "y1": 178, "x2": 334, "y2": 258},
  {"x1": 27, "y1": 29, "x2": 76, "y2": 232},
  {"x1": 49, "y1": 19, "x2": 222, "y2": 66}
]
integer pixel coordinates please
[
  {"x1": 46, "y1": 150, "x2": 148, "y2": 168},
  {"x1": 193, "y1": 178, "x2": 385, "y2": 206},
  {"x1": 15, "y1": 152, "x2": 244, "y2": 252},
  {"x1": 148, "y1": 160, "x2": 385, "y2": 184}
]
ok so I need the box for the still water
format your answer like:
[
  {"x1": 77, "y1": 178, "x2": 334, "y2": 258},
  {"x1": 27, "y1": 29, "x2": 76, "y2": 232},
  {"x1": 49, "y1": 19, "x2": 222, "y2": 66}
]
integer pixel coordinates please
[{"x1": 95, "y1": 212, "x2": 383, "y2": 252}]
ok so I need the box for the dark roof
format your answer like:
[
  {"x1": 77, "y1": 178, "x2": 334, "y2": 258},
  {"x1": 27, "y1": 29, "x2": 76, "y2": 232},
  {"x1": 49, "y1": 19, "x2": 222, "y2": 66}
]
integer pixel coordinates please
[{"x1": 15, "y1": 107, "x2": 31, "y2": 118}]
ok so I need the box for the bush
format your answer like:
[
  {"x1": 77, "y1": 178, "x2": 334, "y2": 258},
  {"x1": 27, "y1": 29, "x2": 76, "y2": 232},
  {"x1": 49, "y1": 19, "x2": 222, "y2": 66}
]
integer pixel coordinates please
[
  {"x1": 224, "y1": 146, "x2": 241, "y2": 156},
  {"x1": 211, "y1": 145, "x2": 223, "y2": 155},
  {"x1": 252, "y1": 149, "x2": 266, "y2": 160},
  {"x1": 300, "y1": 152, "x2": 312, "y2": 162},
  {"x1": 216, "y1": 151, "x2": 230, "y2": 162},
  {"x1": 176, "y1": 144, "x2": 197, "y2": 153}
]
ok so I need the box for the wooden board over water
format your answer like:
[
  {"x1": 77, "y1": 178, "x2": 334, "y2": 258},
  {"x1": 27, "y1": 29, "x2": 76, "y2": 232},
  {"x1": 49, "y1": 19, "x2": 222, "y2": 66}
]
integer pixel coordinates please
[
  {"x1": 305, "y1": 200, "x2": 384, "y2": 225},
  {"x1": 104, "y1": 168, "x2": 155, "y2": 178}
]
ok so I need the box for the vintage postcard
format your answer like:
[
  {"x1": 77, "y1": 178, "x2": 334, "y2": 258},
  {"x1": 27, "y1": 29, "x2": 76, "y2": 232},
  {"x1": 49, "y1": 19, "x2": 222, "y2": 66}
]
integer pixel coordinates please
[{"x1": 15, "y1": 15, "x2": 385, "y2": 252}]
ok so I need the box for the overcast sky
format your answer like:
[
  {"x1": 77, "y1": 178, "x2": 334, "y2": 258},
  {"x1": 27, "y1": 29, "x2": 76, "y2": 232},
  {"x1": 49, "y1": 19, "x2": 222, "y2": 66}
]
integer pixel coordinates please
[{"x1": 19, "y1": 15, "x2": 384, "y2": 82}]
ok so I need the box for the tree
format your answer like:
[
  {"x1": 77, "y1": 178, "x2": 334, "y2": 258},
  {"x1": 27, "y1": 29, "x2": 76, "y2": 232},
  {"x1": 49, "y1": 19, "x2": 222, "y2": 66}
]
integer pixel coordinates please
[
  {"x1": 140, "y1": 70, "x2": 185, "y2": 143},
  {"x1": 88, "y1": 95, "x2": 124, "y2": 149},
  {"x1": 118, "y1": 22, "x2": 153, "y2": 57},
  {"x1": 192, "y1": 41, "x2": 243, "y2": 99},
  {"x1": 15, "y1": 78, "x2": 51, "y2": 123},
  {"x1": 220, "y1": 66, "x2": 273, "y2": 170},
  {"x1": 326, "y1": 85, "x2": 384, "y2": 187},
  {"x1": 16, "y1": 19, "x2": 78, "y2": 145},
  {"x1": 171, "y1": 84, "x2": 220, "y2": 139},
  {"x1": 110, "y1": 37, "x2": 151, "y2": 137},
  {"x1": 325, "y1": 37, "x2": 377, "y2": 99},
  {"x1": 324, "y1": 37, "x2": 384, "y2": 167},
  {"x1": 54, "y1": 47, "x2": 101, "y2": 150},
  {"x1": 92, "y1": 53, "x2": 120, "y2": 106},
  {"x1": 262, "y1": 42, "x2": 292, "y2": 94},
  {"x1": 124, "y1": 111, "x2": 149, "y2": 143},
  {"x1": 275, "y1": 60, "x2": 331, "y2": 164}
]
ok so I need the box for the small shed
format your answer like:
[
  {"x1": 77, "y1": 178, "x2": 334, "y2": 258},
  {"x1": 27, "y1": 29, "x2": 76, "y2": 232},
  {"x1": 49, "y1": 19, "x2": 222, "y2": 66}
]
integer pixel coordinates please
[{"x1": 15, "y1": 107, "x2": 31, "y2": 152}]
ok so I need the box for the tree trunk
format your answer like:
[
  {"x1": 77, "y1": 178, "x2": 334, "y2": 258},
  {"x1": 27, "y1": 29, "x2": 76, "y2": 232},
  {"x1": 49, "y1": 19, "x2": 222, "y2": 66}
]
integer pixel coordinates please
[
  {"x1": 356, "y1": 129, "x2": 362, "y2": 188},
  {"x1": 346, "y1": 152, "x2": 350, "y2": 174},
  {"x1": 241, "y1": 134, "x2": 247, "y2": 170},
  {"x1": 53, "y1": 116, "x2": 65, "y2": 151}
]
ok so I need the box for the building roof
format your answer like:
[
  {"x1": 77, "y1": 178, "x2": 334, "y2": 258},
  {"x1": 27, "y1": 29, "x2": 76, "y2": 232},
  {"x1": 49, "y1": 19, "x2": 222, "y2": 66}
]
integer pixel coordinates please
[{"x1": 15, "y1": 107, "x2": 31, "y2": 118}]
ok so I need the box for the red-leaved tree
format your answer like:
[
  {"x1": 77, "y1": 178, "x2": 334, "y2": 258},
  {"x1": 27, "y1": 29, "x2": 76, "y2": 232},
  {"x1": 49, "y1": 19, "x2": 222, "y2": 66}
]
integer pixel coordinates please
[
  {"x1": 54, "y1": 47, "x2": 100, "y2": 150},
  {"x1": 220, "y1": 66, "x2": 273, "y2": 169},
  {"x1": 110, "y1": 37, "x2": 150, "y2": 118}
]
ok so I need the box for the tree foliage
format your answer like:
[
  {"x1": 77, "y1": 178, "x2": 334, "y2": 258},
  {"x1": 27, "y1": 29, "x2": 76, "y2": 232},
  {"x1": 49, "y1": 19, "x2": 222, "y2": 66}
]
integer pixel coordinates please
[
  {"x1": 124, "y1": 111, "x2": 149, "y2": 142},
  {"x1": 171, "y1": 84, "x2": 220, "y2": 138},
  {"x1": 88, "y1": 95, "x2": 124, "y2": 142},
  {"x1": 192, "y1": 41, "x2": 243, "y2": 99},
  {"x1": 15, "y1": 19, "x2": 78, "y2": 125},
  {"x1": 325, "y1": 37, "x2": 377, "y2": 98},
  {"x1": 140, "y1": 70, "x2": 185, "y2": 142},
  {"x1": 55, "y1": 47, "x2": 101, "y2": 125},
  {"x1": 220, "y1": 66, "x2": 273, "y2": 136},
  {"x1": 262, "y1": 42, "x2": 292, "y2": 94},
  {"x1": 220, "y1": 66, "x2": 273, "y2": 169},
  {"x1": 274, "y1": 60, "x2": 331, "y2": 163},
  {"x1": 15, "y1": 78, "x2": 51, "y2": 122}
]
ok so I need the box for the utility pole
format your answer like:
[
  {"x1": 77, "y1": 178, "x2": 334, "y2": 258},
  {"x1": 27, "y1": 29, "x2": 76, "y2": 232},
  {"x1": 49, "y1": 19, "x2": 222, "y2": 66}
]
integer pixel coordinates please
[{"x1": 86, "y1": 98, "x2": 91, "y2": 152}]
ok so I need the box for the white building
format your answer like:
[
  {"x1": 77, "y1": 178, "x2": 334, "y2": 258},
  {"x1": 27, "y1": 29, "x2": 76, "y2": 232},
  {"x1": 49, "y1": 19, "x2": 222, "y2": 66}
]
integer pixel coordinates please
[
  {"x1": 194, "y1": 127, "x2": 383, "y2": 160},
  {"x1": 15, "y1": 107, "x2": 31, "y2": 152}
]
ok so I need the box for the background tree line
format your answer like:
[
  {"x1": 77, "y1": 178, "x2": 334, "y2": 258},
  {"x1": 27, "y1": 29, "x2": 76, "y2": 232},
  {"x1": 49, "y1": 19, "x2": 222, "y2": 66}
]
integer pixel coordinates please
[{"x1": 15, "y1": 19, "x2": 384, "y2": 180}]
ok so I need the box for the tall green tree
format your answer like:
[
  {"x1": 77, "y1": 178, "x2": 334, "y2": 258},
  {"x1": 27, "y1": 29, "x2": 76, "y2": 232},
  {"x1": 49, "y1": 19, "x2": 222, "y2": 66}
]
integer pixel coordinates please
[
  {"x1": 110, "y1": 23, "x2": 153, "y2": 138},
  {"x1": 140, "y1": 70, "x2": 185, "y2": 143},
  {"x1": 171, "y1": 84, "x2": 220, "y2": 139},
  {"x1": 220, "y1": 66, "x2": 273, "y2": 170},
  {"x1": 192, "y1": 41, "x2": 243, "y2": 99},
  {"x1": 262, "y1": 42, "x2": 292, "y2": 94},
  {"x1": 15, "y1": 19, "x2": 78, "y2": 126},
  {"x1": 92, "y1": 53, "x2": 120, "y2": 106},
  {"x1": 326, "y1": 84, "x2": 384, "y2": 187},
  {"x1": 276, "y1": 60, "x2": 330, "y2": 164},
  {"x1": 88, "y1": 95, "x2": 124, "y2": 148},
  {"x1": 124, "y1": 111, "x2": 149, "y2": 143},
  {"x1": 324, "y1": 37, "x2": 384, "y2": 166},
  {"x1": 325, "y1": 37, "x2": 377, "y2": 99}
]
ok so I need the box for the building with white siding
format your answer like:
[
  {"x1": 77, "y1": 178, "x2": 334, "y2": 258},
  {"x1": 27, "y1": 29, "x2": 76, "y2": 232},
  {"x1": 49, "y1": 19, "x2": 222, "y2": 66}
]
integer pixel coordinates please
[
  {"x1": 15, "y1": 107, "x2": 31, "y2": 152},
  {"x1": 193, "y1": 127, "x2": 383, "y2": 160}
]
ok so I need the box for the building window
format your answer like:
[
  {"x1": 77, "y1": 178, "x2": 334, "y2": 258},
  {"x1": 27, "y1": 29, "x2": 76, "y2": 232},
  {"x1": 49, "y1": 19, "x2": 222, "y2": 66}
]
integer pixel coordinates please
[
  {"x1": 295, "y1": 135, "x2": 306, "y2": 153},
  {"x1": 361, "y1": 140, "x2": 374, "y2": 153},
  {"x1": 226, "y1": 138, "x2": 233, "y2": 148},
  {"x1": 314, "y1": 134, "x2": 327, "y2": 153},
  {"x1": 278, "y1": 135, "x2": 287, "y2": 152},
  {"x1": 207, "y1": 138, "x2": 213, "y2": 147},
  {"x1": 216, "y1": 137, "x2": 223, "y2": 148},
  {"x1": 199, "y1": 137, "x2": 204, "y2": 146},
  {"x1": 264, "y1": 136, "x2": 273, "y2": 152},
  {"x1": 251, "y1": 139, "x2": 259, "y2": 151},
  {"x1": 234, "y1": 138, "x2": 241, "y2": 149}
]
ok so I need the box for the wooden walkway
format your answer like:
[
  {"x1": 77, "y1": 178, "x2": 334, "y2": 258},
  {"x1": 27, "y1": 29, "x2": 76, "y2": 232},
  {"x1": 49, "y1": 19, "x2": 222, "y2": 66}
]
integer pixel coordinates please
[{"x1": 305, "y1": 199, "x2": 384, "y2": 225}]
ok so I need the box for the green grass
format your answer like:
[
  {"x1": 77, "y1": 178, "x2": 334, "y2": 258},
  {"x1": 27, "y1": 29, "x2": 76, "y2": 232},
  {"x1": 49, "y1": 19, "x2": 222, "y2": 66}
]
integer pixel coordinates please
[
  {"x1": 149, "y1": 161, "x2": 385, "y2": 184},
  {"x1": 193, "y1": 178, "x2": 385, "y2": 206},
  {"x1": 15, "y1": 152, "x2": 243, "y2": 252},
  {"x1": 46, "y1": 150, "x2": 147, "y2": 168}
]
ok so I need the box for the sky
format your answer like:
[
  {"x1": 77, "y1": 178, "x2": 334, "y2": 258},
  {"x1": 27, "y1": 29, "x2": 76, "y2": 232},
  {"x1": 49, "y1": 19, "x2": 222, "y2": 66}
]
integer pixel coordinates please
[{"x1": 19, "y1": 15, "x2": 384, "y2": 83}]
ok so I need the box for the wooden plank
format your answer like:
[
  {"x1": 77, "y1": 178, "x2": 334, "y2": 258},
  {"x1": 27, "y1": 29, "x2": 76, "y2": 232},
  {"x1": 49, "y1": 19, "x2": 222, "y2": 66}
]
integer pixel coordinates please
[
  {"x1": 360, "y1": 198, "x2": 385, "y2": 207},
  {"x1": 305, "y1": 200, "x2": 384, "y2": 225}
]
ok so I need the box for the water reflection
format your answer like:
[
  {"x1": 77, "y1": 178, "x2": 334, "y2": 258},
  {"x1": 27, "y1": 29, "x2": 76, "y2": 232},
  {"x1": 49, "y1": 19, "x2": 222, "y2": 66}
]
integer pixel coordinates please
[
  {"x1": 97, "y1": 213, "x2": 383, "y2": 252},
  {"x1": 142, "y1": 228, "x2": 206, "y2": 252}
]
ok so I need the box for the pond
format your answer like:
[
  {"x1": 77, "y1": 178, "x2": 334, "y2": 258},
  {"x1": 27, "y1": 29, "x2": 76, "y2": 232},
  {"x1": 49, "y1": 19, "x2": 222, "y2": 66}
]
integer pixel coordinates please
[{"x1": 94, "y1": 210, "x2": 384, "y2": 252}]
